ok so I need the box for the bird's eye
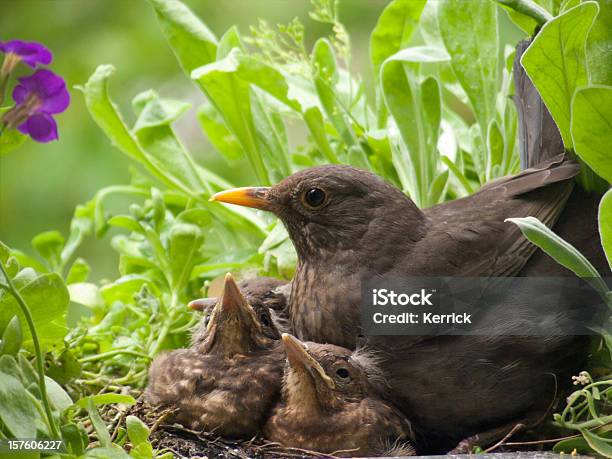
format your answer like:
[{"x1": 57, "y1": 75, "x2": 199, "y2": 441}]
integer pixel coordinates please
[
  {"x1": 302, "y1": 188, "x2": 327, "y2": 208},
  {"x1": 335, "y1": 367, "x2": 350, "y2": 379},
  {"x1": 259, "y1": 312, "x2": 271, "y2": 327}
]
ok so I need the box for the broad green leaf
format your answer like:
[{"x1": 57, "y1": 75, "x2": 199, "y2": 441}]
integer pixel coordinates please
[
  {"x1": 506, "y1": 217, "x2": 608, "y2": 294},
  {"x1": 370, "y1": 0, "x2": 427, "y2": 77},
  {"x1": 554, "y1": 435, "x2": 594, "y2": 454},
  {"x1": 126, "y1": 415, "x2": 150, "y2": 446},
  {"x1": 251, "y1": 92, "x2": 291, "y2": 183},
  {"x1": 66, "y1": 258, "x2": 91, "y2": 284},
  {"x1": 0, "y1": 272, "x2": 69, "y2": 349},
  {"x1": 68, "y1": 283, "x2": 103, "y2": 309},
  {"x1": 147, "y1": 0, "x2": 217, "y2": 74},
  {"x1": 385, "y1": 45, "x2": 450, "y2": 65},
  {"x1": 81, "y1": 66, "x2": 194, "y2": 195},
  {"x1": 76, "y1": 393, "x2": 137, "y2": 409},
  {"x1": 132, "y1": 91, "x2": 211, "y2": 195},
  {"x1": 312, "y1": 39, "x2": 355, "y2": 147},
  {"x1": 580, "y1": 428, "x2": 612, "y2": 457},
  {"x1": 303, "y1": 106, "x2": 338, "y2": 163},
  {"x1": 497, "y1": 0, "x2": 554, "y2": 35},
  {"x1": 438, "y1": 0, "x2": 499, "y2": 136},
  {"x1": 32, "y1": 231, "x2": 65, "y2": 271},
  {"x1": 586, "y1": 0, "x2": 612, "y2": 85},
  {"x1": 521, "y1": 2, "x2": 599, "y2": 148},
  {"x1": 0, "y1": 370, "x2": 40, "y2": 437},
  {"x1": 571, "y1": 85, "x2": 612, "y2": 183},
  {"x1": 46, "y1": 349, "x2": 81, "y2": 385},
  {"x1": 45, "y1": 376, "x2": 73, "y2": 412},
  {"x1": 0, "y1": 316, "x2": 22, "y2": 356},
  {"x1": 169, "y1": 223, "x2": 204, "y2": 291},
  {"x1": 0, "y1": 127, "x2": 27, "y2": 156},
  {"x1": 192, "y1": 49, "x2": 270, "y2": 185},
  {"x1": 420, "y1": 76, "x2": 442, "y2": 173},
  {"x1": 61, "y1": 423, "x2": 87, "y2": 456},
  {"x1": 197, "y1": 103, "x2": 244, "y2": 162},
  {"x1": 599, "y1": 189, "x2": 612, "y2": 271}
]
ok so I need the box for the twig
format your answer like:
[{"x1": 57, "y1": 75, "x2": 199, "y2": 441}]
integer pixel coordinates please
[
  {"x1": 505, "y1": 433, "x2": 581, "y2": 446},
  {"x1": 484, "y1": 423, "x2": 525, "y2": 453}
]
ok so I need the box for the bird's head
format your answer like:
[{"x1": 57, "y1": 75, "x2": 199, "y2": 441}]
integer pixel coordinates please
[
  {"x1": 280, "y1": 333, "x2": 380, "y2": 414},
  {"x1": 189, "y1": 273, "x2": 279, "y2": 356},
  {"x1": 210, "y1": 166, "x2": 424, "y2": 259}
]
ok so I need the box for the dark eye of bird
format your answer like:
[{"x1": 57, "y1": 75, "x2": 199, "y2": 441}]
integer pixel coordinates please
[
  {"x1": 303, "y1": 188, "x2": 327, "y2": 208},
  {"x1": 336, "y1": 367, "x2": 350, "y2": 379},
  {"x1": 260, "y1": 313, "x2": 270, "y2": 327}
]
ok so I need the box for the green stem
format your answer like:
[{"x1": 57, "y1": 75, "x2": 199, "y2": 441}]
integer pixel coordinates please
[
  {"x1": 0, "y1": 260, "x2": 61, "y2": 439},
  {"x1": 149, "y1": 291, "x2": 179, "y2": 357},
  {"x1": 79, "y1": 349, "x2": 152, "y2": 364},
  {"x1": 493, "y1": 0, "x2": 553, "y2": 26}
]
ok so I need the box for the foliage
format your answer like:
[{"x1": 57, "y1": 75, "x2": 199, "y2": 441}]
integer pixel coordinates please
[{"x1": 0, "y1": 0, "x2": 610, "y2": 456}]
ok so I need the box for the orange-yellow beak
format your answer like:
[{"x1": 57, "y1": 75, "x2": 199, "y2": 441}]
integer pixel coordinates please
[{"x1": 210, "y1": 187, "x2": 271, "y2": 210}]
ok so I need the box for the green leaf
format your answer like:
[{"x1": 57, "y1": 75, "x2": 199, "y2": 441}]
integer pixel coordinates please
[
  {"x1": 126, "y1": 415, "x2": 150, "y2": 446},
  {"x1": 61, "y1": 423, "x2": 88, "y2": 456},
  {"x1": 521, "y1": 2, "x2": 599, "y2": 148},
  {"x1": 0, "y1": 272, "x2": 69, "y2": 349},
  {"x1": 0, "y1": 127, "x2": 27, "y2": 155},
  {"x1": 169, "y1": 223, "x2": 204, "y2": 291},
  {"x1": 81, "y1": 66, "x2": 201, "y2": 197},
  {"x1": 580, "y1": 428, "x2": 612, "y2": 457},
  {"x1": 197, "y1": 103, "x2": 244, "y2": 162},
  {"x1": 312, "y1": 38, "x2": 355, "y2": 147},
  {"x1": 586, "y1": 0, "x2": 612, "y2": 85},
  {"x1": 45, "y1": 376, "x2": 73, "y2": 412},
  {"x1": 571, "y1": 85, "x2": 612, "y2": 183},
  {"x1": 506, "y1": 217, "x2": 608, "y2": 294},
  {"x1": 0, "y1": 316, "x2": 22, "y2": 356},
  {"x1": 32, "y1": 231, "x2": 65, "y2": 271},
  {"x1": 0, "y1": 370, "x2": 41, "y2": 437},
  {"x1": 438, "y1": 0, "x2": 499, "y2": 136},
  {"x1": 87, "y1": 398, "x2": 111, "y2": 448},
  {"x1": 46, "y1": 349, "x2": 82, "y2": 385},
  {"x1": 191, "y1": 49, "x2": 270, "y2": 185},
  {"x1": 599, "y1": 189, "x2": 612, "y2": 271},
  {"x1": 85, "y1": 446, "x2": 132, "y2": 459},
  {"x1": 147, "y1": 0, "x2": 217, "y2": 74},
  {"x1": 554, "y1": 435, "x2": 594, "y2": 454},
  {"x1": 77, "y1": 393, "x2": 136, "y2": 409},
  {"x1": 66, "y1": 258, "x2": 91, "y2": 284},
  {"x1": 486, "y1": 119, "x2": 504, "y2": 180},
  {"x1": 369, "y1": 0, "x2": 427, "y2": 78},
  {"x1": 132, "y1": 91, "x2": 212, "y2": 196}
]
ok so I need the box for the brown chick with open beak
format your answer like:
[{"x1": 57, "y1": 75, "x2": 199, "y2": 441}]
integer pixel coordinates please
[
  {"x1": 188, "y1": 276, "x2": 290, "y2": 337},
  {"x1": 146, "y1": 274, "x2": 285, "y2": 438},
  {"x1": 264, "y1": 334, "x2": 415, "y2": 457}
]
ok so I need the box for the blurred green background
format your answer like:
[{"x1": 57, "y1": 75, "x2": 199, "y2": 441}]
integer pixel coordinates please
[{"x1": 0, "y1": 0, "x2": 522, "y2": 279}]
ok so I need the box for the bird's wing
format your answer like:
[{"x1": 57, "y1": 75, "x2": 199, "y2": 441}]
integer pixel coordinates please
[{"x1": 416, "y1": 155, "x2": 578, "y2": 277}]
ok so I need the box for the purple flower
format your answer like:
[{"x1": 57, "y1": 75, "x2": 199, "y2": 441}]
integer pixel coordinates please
[
  {"x1": 0, "y1": 40, "x2": 52, "y2": 69},
  {"x1": 2, "y1": 69, "x2": 70, "y2": 142}
]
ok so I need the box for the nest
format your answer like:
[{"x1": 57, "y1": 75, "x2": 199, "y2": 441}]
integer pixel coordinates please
[{"x1": 127, "y1": 398, "x2": 344, "y2": 459}]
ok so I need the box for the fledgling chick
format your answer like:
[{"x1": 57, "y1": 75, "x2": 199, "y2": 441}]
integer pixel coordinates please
[
  {"x1": 264, "y1": 334, "x2": 415, "y2": 457},
  {"x1": 188, "y1": 276, "x2": 290, "y2": 335},
  {"x1": 146, "y1": 274, "x2": 285, "y2": 438}
]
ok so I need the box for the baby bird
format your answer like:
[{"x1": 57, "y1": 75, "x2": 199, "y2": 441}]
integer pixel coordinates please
[
  {"x1": 264, "y1": 334, "x2": 415, "y2": 457},
  {"x1": 146, "y1": 274, "x2": 285, "y2": 438},
  {"x1": 188, "y1": 276, "x2": 290, "y2": 334}
]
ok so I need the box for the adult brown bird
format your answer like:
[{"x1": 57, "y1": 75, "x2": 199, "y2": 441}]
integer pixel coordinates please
[
  {"x1": 209, "y1": 42, "x2": 608, "y2": 452},
  {"x1": 264, "y1": 333, "x2": 415, "y2": 457},
  {"x1": 146, "y1": 273, "x2": 285, "y2": 438}
]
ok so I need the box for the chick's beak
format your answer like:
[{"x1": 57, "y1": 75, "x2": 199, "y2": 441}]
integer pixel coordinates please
[
  {"x1": 188, "y1": 297, "x2": 218, "y2": 312},
  {"x1": 210, "y1": 187, "x2": 272, "y2": 210},
  {"x1": 220, "y1": 273, "x2": 250, "y2": 315},
  {"x1": 281, "y1": 333, "x2": 334, "y2": 388}
]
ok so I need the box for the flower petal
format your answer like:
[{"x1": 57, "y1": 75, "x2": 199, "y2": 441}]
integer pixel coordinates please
[
  {"x1": 12, "y1": 84, "x2": 28, "y2": 104},
  {"x1": 0, "y1": 40, "x2": 52, "y2": 67},
  {"x1": 19, "y1": 113, "x2": 58, "y2": 143},
  {"x1": 40, "y1": 85, "x2": 70, "y2": 114}
]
